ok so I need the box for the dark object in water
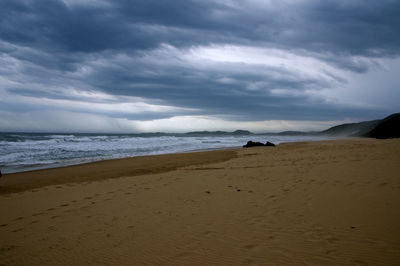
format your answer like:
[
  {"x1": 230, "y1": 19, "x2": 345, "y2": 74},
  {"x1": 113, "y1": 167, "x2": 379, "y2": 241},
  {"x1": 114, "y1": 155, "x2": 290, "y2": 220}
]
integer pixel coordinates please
[
  {"x1": 243, "y1": 141, "x2": 276, "y2": 148},
  {"x1": 0, "y1": 169, "x2": 2, "y2": 178}
]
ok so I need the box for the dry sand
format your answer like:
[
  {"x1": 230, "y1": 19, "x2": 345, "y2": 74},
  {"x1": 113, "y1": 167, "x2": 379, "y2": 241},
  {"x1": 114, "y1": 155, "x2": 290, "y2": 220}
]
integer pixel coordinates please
[{"x1": 0, "y1": 138, "x2": 400, "y2": 265}]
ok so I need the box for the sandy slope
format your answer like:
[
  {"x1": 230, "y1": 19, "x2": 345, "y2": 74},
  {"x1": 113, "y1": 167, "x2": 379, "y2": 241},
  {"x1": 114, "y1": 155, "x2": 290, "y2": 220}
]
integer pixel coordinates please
[{"x1": 1, "y1": 138, "x2": 400, "y2": 265}]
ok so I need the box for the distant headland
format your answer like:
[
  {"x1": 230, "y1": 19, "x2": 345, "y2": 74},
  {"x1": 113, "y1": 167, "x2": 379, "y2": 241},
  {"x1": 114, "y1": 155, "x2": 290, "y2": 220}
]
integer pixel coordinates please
[{"x1": 182, "y1": 113, "x2": 400, "y2": 139}]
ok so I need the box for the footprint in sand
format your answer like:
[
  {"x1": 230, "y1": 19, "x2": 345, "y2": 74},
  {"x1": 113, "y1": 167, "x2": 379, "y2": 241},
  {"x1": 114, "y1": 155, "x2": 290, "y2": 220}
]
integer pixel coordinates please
[
  {"x1": 243, "y1": 244, "x2": 259, "y2": 250},
  {"x1": 203, "y1": 230, "x2": 214, "y2": 237},
  {"x1": 0, "y1": 245, "x2": 19, "y2": 252},
  {"x1": 351, "y1": 260, "x2": 367, "y2": 265},
  {"x1": 177, "y1": 251, "x2": 195, "y2": 259}
]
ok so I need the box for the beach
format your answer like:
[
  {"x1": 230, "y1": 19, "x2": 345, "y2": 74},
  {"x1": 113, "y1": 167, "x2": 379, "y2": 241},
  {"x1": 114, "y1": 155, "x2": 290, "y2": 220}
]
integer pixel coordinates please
[{"x1": 1, "y1": 138, "x2": 400, "y2": 265}]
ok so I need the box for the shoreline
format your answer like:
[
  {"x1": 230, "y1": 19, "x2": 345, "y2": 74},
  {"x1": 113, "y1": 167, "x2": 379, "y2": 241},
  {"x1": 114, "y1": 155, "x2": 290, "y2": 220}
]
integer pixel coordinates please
[
  {"x1": 0, "y1": 137, "x2": 341, "y2": 192},
  {"x1": 2, "y1": 145, "x2": 242, "y2": 175},
  {"x1": 0, "y1": 137, "x2": 372, "y2": 193},
  {"x1": 0, "y1": 134, "x2": 332, "y2": 175},
  {"x1": 0, "y1": 148, "x2": 238, "y2": 194},
  {"x1": 1, "y1": 138, "x2": 400, "y2": 265}
]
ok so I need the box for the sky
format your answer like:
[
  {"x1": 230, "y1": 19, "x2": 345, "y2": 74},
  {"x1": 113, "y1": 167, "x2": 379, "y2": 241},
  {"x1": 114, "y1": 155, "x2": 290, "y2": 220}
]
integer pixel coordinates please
[{"x1": 0, "y1": 0, "x2": 399, "y2": 133}]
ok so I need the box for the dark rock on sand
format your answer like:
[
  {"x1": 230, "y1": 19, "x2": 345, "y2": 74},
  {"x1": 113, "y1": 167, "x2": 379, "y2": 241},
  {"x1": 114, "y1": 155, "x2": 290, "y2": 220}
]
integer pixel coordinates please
[
  {"x1": 265, "y1": 141, "x2": 275, "y2": 147},
  {"x1": 243, "y1": 141, "x2": 276, "y2": 148},
  {"x1": 243, "y1": 141, "x2": 265, "y2": 148}
]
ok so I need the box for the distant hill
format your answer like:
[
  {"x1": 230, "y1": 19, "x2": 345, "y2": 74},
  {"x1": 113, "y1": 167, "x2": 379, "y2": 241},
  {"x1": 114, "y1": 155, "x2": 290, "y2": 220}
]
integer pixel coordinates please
[
  {"x1": 274, "y1": 131, "x2": 315, "y2": 136},
  {"x1": 6, "y1": 115, "x2": 395, "y2": 139},
  {"x1": 319, "y1": 120, "x2": 380, "y2": 137},
  {"x1": 364, "y1": 113, "x2": 400, "y2": 139},
  {"x1": 184, "y1": 130, "x2": 253, "y2": 136},
  {"x1": 185, "y1": 114, "x2": 399, "y2": 138},
  {"x1": 317, "y1": 113, "x2": 400, "y2": 139}
]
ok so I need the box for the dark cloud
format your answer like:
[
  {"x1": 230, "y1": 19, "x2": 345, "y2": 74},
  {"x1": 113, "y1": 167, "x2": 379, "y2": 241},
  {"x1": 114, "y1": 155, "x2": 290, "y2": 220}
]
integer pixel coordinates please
[
  {"x1": 2, "y1": 0, "x2": 399, "y2": 55},
  {"x1": 0, "y1": 0, "x2": 399, "y2": 128}
]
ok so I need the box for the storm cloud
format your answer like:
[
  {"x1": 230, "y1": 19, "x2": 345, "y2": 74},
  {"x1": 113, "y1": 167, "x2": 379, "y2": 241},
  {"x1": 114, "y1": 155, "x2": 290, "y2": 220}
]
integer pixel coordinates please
[{"x1": 0, "y1": 0, "x2": 399, "y2": 132}]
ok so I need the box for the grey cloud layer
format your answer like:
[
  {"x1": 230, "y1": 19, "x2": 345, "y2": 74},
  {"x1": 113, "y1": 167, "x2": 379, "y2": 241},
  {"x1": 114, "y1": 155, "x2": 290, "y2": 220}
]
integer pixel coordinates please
[
  {"x1": 2, "y1": 0, "x2": 399, "y2": 56},
  {"x1": 1, "y1": 0, "x2": 399, "y2": 123}
]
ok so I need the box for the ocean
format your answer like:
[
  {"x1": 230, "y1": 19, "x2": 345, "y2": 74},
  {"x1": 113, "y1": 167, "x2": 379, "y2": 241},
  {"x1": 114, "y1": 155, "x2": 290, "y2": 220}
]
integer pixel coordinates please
[{"x1": 0, "y1": 132, "x2": 329, "y2": 174}]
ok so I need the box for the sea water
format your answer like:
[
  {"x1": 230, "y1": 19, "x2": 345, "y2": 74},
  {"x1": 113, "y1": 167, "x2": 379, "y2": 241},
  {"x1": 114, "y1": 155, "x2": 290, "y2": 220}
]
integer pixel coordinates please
[{"x1": 0, "y1": 132, "x2": 328, "y2": 174}]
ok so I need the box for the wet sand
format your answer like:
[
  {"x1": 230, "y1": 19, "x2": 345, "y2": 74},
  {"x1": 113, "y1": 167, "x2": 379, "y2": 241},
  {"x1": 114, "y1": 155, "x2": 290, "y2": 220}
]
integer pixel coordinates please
[{"x1": 1, "y1": 138, "x2": 400, "y2": 265}]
